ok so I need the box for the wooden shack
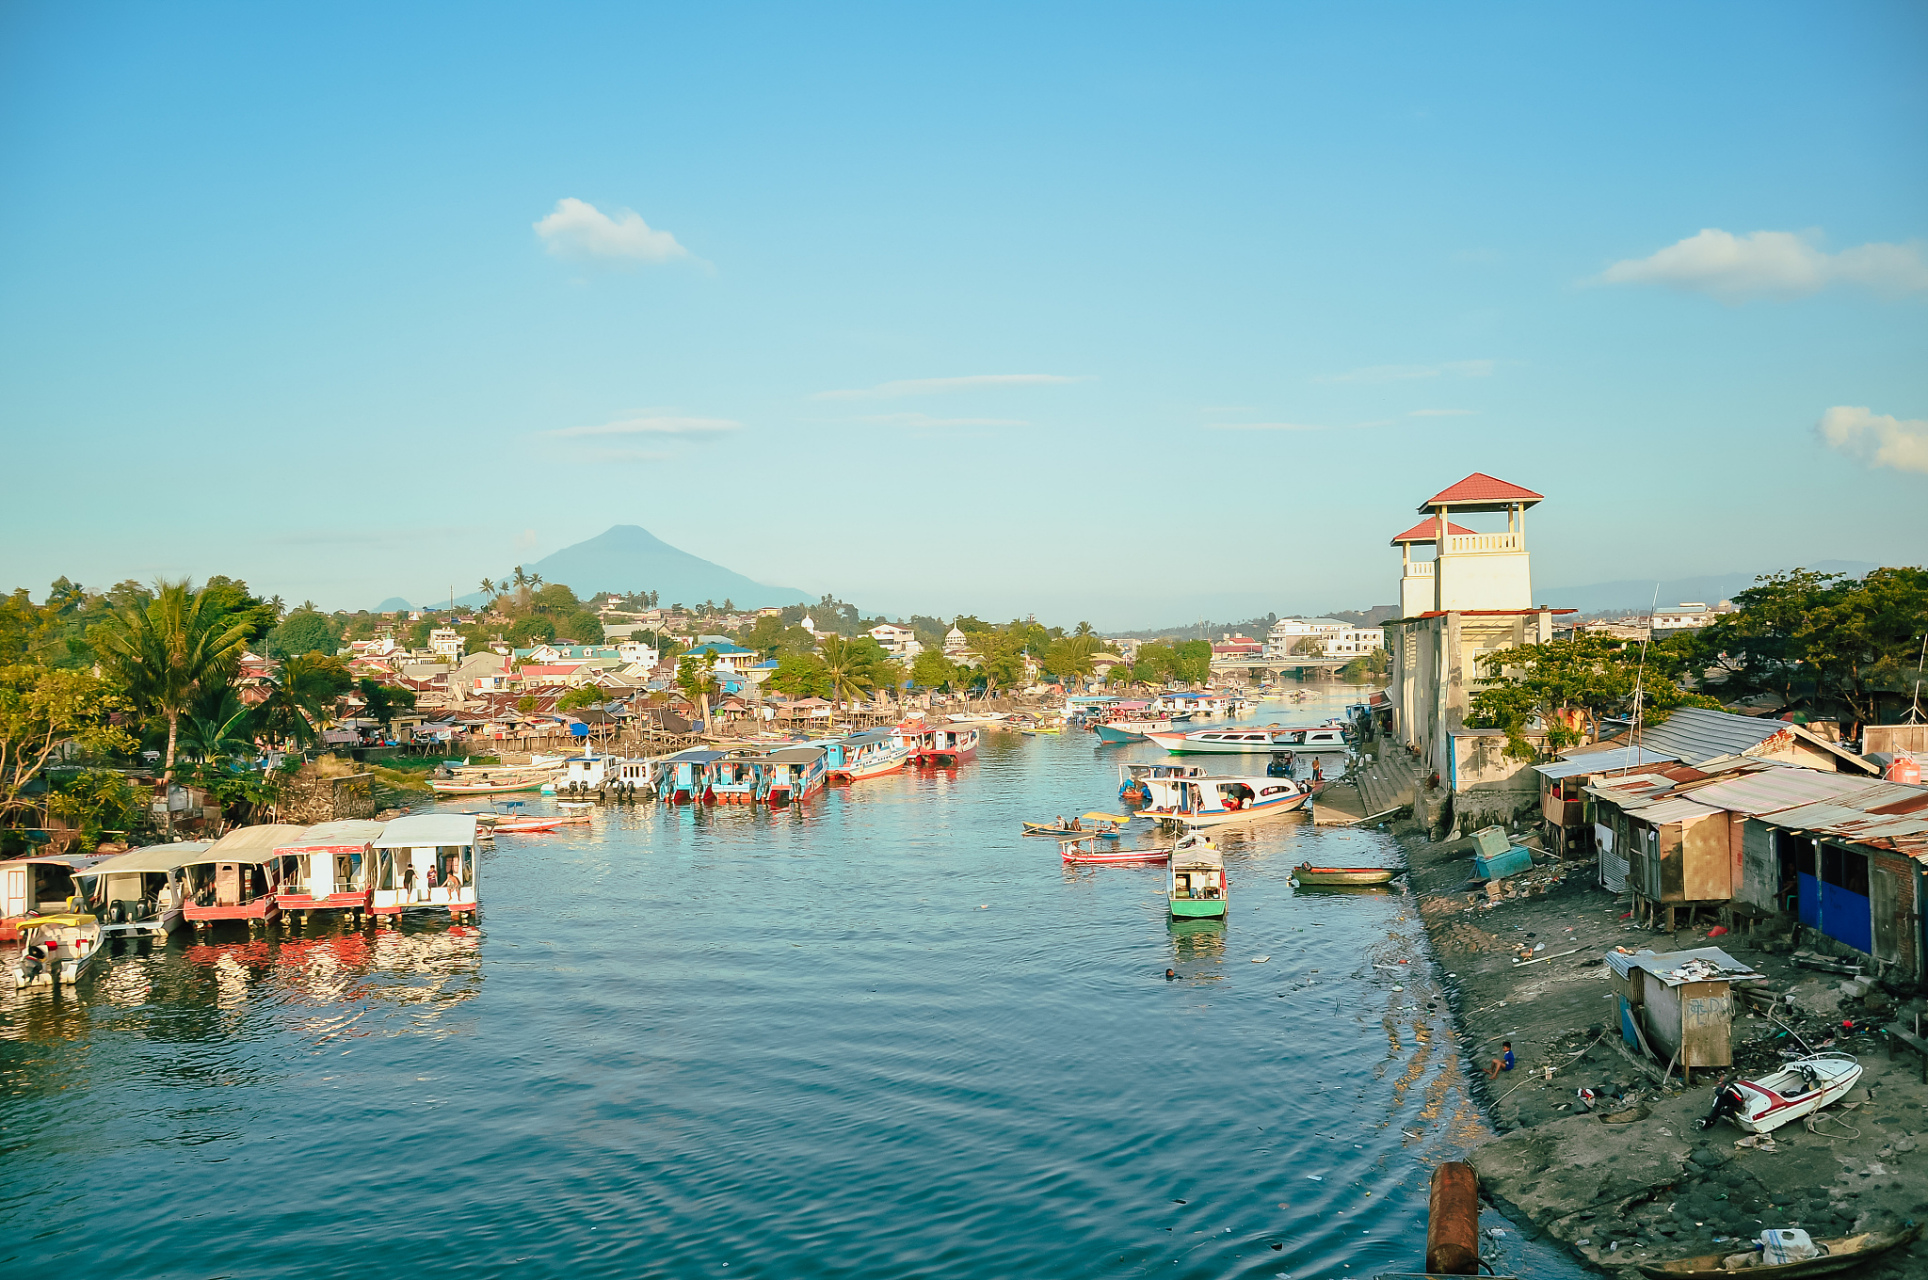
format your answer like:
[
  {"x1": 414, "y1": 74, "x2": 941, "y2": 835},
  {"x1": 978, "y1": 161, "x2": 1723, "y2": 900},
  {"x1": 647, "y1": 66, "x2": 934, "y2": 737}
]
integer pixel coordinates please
[{"x1": 1606, "y1": 946, "x2": 1762, "y2": 1080}]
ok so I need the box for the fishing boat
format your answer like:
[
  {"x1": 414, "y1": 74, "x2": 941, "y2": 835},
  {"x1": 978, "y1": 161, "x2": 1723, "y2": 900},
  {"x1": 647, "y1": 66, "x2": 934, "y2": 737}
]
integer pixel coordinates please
[
  {"x1": 273, "y1": 820, "x2": 384, "y2": 918},
  {"x1": 1168, "y1": 834, "x2": 1227, "y2": 917},
  {"x1": 371, "y1": 814, "x2": 479, "y2": 918},
  {"x1": 759, "y1": 746, "x2": 829, "y2": 805},
  {"x1": 11, "y1": 913, "x2": 104, "y2": 988},
  {"x1": 1635, "y1": 1224, "x2": 1921, "y2": 1278},
  {"x1": 609, "y1": 757, "x2": 662, "y2": 799},
  {"x1": 1023, "y1": 815, "x2": 1123, "y2": 838},
  {"x1": 1135, "y1": 773, "x2": 1314, "y2": 826},
  {"x1": 1701, "y1": 1053, "x2": 1864, "y2": 1135},
  {"x1": 707, "y1": 753, "x2": 769, "y2": 803},
  {"x1": 2, "y1": 851, "x2": 113, "y2": 941},
  {"x1": 1061, "y1": 836, "x2": 1169, "y2": 865},
  {"x1": 78, "y1": 841, "x2": 209, "y2": 937},
  {"x1": 910, "y1": 724, "x2": 978, "y2": 767},
  {"x1": 1290, "y1": 863, "x2": 1398, "y2": 887},
  {"x1": 823, "y1": 729, "x2": 910, "y2": 782},
  {"x1": 1117, "y1": 762, "x2": 1210, "y2": 807},
  {"x1": 550, "y1": 754, "x2": 622, "y2": 795},
  {"x1": 181, "y1": 824, "x2": 308, "y2": 929},
  {"x1": 1092, "y1": 701, "x2": 1179, "y2": 745},
  {"x1": 1143, "y1": 722, "x2": 1349, "y2": 754}
]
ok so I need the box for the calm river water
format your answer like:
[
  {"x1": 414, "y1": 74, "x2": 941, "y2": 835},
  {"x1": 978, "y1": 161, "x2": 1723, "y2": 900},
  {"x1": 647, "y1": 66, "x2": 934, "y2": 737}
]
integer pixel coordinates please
[{"x1": 2, "y1": 684, "x2": 1586, "y2": 1279}]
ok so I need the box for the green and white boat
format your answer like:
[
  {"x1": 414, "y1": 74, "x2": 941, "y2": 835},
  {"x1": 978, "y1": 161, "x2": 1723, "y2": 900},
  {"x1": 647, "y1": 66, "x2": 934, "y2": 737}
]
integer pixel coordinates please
[{"x1": 1167, "y1": 834, "x2": 1227, "y2": 918}]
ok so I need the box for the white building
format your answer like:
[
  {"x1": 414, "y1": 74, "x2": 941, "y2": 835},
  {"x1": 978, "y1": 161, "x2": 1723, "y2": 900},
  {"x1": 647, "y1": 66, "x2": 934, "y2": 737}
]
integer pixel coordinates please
[
  {"x1": 868, "y1": 623, "x2": 923, "y2": 659},
  {"x1": 615, "y1": 640, "x2": 660, "y2": 667},
  {"x1": 1261, "y1": 618, "x2": 1346, "y2": 661},
  {"x1": 428, "y1": 628, "x2": 465, "y2": 659},
  {"x1": 1652, "y1": 602, "x2": 1718, "y2": 633},
  {"x1": 943, "y1": 625, "x2": 971, "y2": 658},
  {"x1": 1323, "y1": 627, "x2": 1385, "y2": 656}
]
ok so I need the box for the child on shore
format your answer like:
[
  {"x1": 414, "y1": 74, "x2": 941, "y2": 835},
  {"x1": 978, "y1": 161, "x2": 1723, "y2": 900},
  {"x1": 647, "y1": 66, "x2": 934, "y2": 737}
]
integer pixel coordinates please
[{"x1": 1485, "y1": 1041, "x2": 1514, "y2": 1080}]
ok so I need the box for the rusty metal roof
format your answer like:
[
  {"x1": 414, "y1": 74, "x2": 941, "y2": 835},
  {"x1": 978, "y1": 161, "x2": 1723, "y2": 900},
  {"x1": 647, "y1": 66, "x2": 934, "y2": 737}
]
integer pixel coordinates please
[
  {"x1": 1682, "y1": 768, "x2": 1885, "y2": 816},
  {"x1": 1750, "y1": 786, "x2": 1928, "y2": 861}
]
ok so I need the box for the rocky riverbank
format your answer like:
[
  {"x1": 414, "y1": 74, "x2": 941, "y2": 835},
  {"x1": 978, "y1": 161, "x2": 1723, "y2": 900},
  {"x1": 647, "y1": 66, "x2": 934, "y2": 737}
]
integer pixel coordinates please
[{"x1": 1395, "y1": 819, "x2": 1928, "y2": 1277}]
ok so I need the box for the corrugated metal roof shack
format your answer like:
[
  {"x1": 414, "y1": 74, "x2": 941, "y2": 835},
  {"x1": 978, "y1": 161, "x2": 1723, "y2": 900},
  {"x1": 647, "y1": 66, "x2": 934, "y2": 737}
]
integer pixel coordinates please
[
  {"x1": 1607, "y1": 946, "x2": 1764, "y2": 1082},
  {"x1": 1587, "y1": 773, "x2": 1732, "y2": 928},
  {"x1": 1530, "y1": 747, "x2": 1680, "y2": 866},
  {"x1": 1742, "y1": 783, "x2": 1928, "y2": 984}
]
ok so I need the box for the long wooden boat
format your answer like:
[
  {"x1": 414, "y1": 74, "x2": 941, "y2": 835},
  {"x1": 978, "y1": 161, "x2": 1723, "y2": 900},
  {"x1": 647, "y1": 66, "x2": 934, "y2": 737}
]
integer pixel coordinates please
[
  {"x1": 1135, "y1": 773, "x2": 1313, "y2": 827},
  {"x1": 371, "y1": 814, "x2": 479, "y2": 917},
  {"x1": 1635, "y1": 1225, "x2": 1921, "y2": 1278},
  {"x1": 492, "y1": 817, "x2": 571, "y2": 833},
  {"x1": 1023, "y1": 822, "x2": 1121, "y2": 838},
  {"x1": 1291, "y1": 863, "x2": 1398, "y2": 886},
  {"x1": 1061, "y1": 837, "x2": 1169, "y2": 865},
  {"x1": 1168, "y1": 834, "x2": 1226, "y2": 918},
  {"x1": 909, "y1": 724, "x2": 978, "y2": 767},
  {"x1": 273, "y1": 820, "x2": 384, "y2": 915},
  {"x1": 429, "y1": 776, "x2": 548, "y2": 795},
  {"x1": 181, "y1": 824, "x2": 308, "y2": 928}
]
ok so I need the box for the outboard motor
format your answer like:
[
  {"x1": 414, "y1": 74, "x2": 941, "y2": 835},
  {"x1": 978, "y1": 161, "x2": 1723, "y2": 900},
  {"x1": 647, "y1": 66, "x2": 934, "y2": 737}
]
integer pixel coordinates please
[{"x1": 1699, "y1": 1079, "x2": 1745, "y2": 1130}]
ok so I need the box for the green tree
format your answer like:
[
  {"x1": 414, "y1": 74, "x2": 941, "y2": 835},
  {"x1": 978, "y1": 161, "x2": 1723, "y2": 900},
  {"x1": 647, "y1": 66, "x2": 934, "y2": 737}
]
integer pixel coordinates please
[
  {"x1": 1792, "y1": 567, "x2": 1928, "y2": 725},
  {"x1": 1469, "y1": 634, "x2": 1717, "y2": 760},
  {"x1": 356, "y1": 677, "x2": 417, "y2": 731},
  {"x1": 768, "y1": 651, "x2": 829, "y2": 699},
  {"x1": 910, "y1": 649, "x2": 956, "y2": 690},
  {"x1": 1173, "y1": 639, "x2": 1214, "y2": 684},
  {"x1": 1043, "y1": 634, "x2": 1101, "y2": 684},
  {"x1": 676, "y1": 651, "x2": 721, "y2": 726},
  {"x1": 47, "y1": 768, "x2": 145, "y2": 850},
  {"x1": 557, "y1": 685, "x2": 603, "y2": 712},
  {"x1": 0, "y1": 666, "x2": 135, "y2": 823},
  {"x1": 94, "y1": 579, "x2": 255, "y2": 801},
  {"x1": 563, "y1": 610, "x2": 604, "y2": 644},
  {"x1": 818, "y1": 635, "x2": 876, "y2": 715},
  {"x1": 266, "y1": 609, "x2": 342, "y2": 659},
  {"x1": 1683, "y1": 569, "x2": 1841, "y2": 710},
  {"x1": 180, "y1": 686, "x2": 256, "y2": 762},
  {"x1": 508, "y1": 615, "x2": 556, "y2": 646}
]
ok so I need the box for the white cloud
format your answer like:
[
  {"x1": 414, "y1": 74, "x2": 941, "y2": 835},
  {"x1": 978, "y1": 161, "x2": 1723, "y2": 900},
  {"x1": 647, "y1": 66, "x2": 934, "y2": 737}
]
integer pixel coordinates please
[
  {"x1": 813, "y1": 374, "x2": 1083, "y2": 400},
  {"x1": 857, "y1": 413, "x2": 1027, "y2": 427},
  {"x1": 1817, "y1": 406, "x2": 1928, "y2": 475},
  {"x1": 1600, "y1": 229, "x2": 1928, "y2": 300},
  {"x1": 1409, "y1": 408, "x2": 1476, "y2": 417},
  {"x1": 1315, "y1": 360, "x2": 1495, "y2": 384},
  {"x1": 533, "y1": 198, "x2": 690, "y2": 263},
  {"x1": 545, "y1": 415, "x2": 739, "y2": 439}
]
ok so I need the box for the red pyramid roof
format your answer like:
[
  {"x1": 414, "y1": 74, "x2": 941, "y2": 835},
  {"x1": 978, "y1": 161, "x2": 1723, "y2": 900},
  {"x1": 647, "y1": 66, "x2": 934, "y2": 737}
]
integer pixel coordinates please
[
  {"x1": 1391, "y1": 517, "x2": 1474, "y2": 546},
  {"x1": 1419, "y1": 472, "x2": 1542, "y2": 512}
]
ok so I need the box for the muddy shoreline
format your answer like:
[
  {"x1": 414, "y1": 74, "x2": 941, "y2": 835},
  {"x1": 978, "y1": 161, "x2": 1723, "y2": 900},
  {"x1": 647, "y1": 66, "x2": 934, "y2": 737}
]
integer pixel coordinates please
[{"x1": 1391, "y1": 817, "x2": 1928, "y2": 1277}]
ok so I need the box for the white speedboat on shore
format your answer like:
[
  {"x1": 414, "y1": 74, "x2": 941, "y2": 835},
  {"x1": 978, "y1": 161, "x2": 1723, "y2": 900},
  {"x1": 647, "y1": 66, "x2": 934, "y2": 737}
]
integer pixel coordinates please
[{"x1": 1704, "y1": 1053, "x2": 1863, "y2": 1134}]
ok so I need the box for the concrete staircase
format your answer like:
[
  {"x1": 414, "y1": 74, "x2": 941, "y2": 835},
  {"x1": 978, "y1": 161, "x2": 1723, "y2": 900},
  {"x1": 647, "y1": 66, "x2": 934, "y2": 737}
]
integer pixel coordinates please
[{"x1": 1349, "y1": 743, "x2": 1420, "y2": 818}]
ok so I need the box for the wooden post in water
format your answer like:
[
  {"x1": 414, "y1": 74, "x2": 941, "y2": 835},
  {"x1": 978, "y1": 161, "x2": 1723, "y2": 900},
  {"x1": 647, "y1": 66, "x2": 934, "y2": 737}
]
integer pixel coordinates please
[{"x1": 1425, "y1": 1161, "x2": 1481, "y2": 1275}]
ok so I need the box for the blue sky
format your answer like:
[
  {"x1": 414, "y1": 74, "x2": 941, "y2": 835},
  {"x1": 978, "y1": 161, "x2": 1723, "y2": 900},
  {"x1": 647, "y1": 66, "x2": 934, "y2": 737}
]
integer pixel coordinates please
[{"x1": 3, "y1": 3, "x2": 1924, "y2": 629}]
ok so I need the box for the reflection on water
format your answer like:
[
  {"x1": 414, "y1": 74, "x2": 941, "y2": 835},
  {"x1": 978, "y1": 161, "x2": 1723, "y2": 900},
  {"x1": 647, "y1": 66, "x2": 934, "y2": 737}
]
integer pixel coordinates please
[{"x1": 0, "y1": 684, "x2": 1584, "y2": 1280}]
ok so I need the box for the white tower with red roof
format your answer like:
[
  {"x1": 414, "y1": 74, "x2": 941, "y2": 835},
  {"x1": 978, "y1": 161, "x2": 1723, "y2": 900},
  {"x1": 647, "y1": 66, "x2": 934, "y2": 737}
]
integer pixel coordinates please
[{"x1": 1405, "y1": 473, "x2": 1542, "y2": 614}]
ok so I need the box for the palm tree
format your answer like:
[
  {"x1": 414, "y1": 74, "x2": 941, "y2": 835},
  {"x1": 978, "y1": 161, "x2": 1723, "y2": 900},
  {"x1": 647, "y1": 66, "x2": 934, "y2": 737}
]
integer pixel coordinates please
[
  {"x1": 268, "y1": 595, "x2": 286, "y2": 620},
  {"x1": 96, "y1": 580, "x2": 254, "y2": 818},
  {"x1": 511, "y1": 566, "x2": 528, "y2": 589},
  {"x1": 255, "y1": 654, "x2": 352, "y2": 748},
  {"x1": 527, "y1": 572, "x2": 544, "y2": 590},
  {"x1": 817, "y1": 635, "x2": 874, "y2": 721},
  {"x1": 180, "y1": 687, "x2": 257, "y2": 764},
  {"x1": 479, "y1": 577, "x2": 497, "y2": 601}
]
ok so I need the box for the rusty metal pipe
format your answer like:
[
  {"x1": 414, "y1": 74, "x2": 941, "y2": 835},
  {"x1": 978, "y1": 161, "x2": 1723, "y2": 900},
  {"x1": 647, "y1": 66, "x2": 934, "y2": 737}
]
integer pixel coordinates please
[{"x1": 1425, "y1": 1161, "x2": 1481, "y2": 1275}]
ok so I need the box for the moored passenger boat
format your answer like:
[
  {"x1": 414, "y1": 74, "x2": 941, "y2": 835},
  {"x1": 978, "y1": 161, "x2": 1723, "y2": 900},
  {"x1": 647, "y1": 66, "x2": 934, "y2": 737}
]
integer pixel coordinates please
[
  {"x1": 78, "y1": 841, "x2": 209, "y2": 937},
  {"x1": 2, "y1": 850, "x2": 113, "y2": 941},
  {"x1": 273, "y1": 820, "x2": 385, "y2": 918},
  {"x1": 708, "y1": 752, "x2": 769, "y2": 803},
  {"x1": 1168, "y1": 834, "x2": 1227, "y2": 917},
  {"x1": 759, "y1": 746, "x2": 828, "y2": 805},
  {"x1": 910, "y1": 724, "x2": 978, "y2": 767},
  {"x1": 1144, "y1": 721, "x2": 1348, "y2": 754},
  {"x1": 658, "y1": 749, "x2": 726, "y2": 803},
  {"x1": 182, "y1": 824, "x2": 308, "y2": 929},
  {"x1": 824, "y1": 729, "x2": 910, "y2": 781},
  {"x1": 370, "y1": 814, "x2": 479, "y2": 918},
  {"x1": 1135, "y1": 773, "x2": 1312, "y2": 826}
]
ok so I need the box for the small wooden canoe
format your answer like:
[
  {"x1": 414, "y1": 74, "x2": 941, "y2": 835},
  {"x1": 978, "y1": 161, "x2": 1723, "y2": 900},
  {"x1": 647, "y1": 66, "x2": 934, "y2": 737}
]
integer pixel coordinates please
[
  {"x1": 1635, "y1": 1224, "x2": 1921, "y2": 1278},
  {"x1": 1291, "y1": 863, "x2": 1397, "y2": 886}
]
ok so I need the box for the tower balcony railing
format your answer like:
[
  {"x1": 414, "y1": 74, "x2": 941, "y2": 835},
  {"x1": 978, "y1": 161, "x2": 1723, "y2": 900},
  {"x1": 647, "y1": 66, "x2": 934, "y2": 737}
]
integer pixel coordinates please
[
  {"x1": 1442, "y1": 532, "x2": 1522, "y2": 555},
  {"x1": 1402, "y1": 560, "x2": 1435, "y2": 578}
]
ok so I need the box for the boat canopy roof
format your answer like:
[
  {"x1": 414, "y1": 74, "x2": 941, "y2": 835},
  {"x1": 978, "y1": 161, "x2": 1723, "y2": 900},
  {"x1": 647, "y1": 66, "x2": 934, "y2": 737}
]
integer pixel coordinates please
[
  {"x1": 843, "y1": 729, "x2": 897, "y2": 745},
  {"x1": 374, "y1": 814, "x2": 479, "y2": 849},
  {"x1": 83, "y1": 841, "x2": 211, "y2": 875},
  {"x1": 18, "y1": 913, "x2": 95, "y2": 930},
  {"x1": 666, "y1": 748, "x2": 727, "y2": 764},
  {"x1": 198, "y1": 824, "x2": 311, "y2": 864},
  {"x1": 767, "y1": 746, "x2": 826, "y2": 764},
  {"x1": 275, "y1": 819, "x2": 387, "y2": 854},
  {"x1": 1173, "y1": 846, "x2": 1224, "y2": 870}
]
